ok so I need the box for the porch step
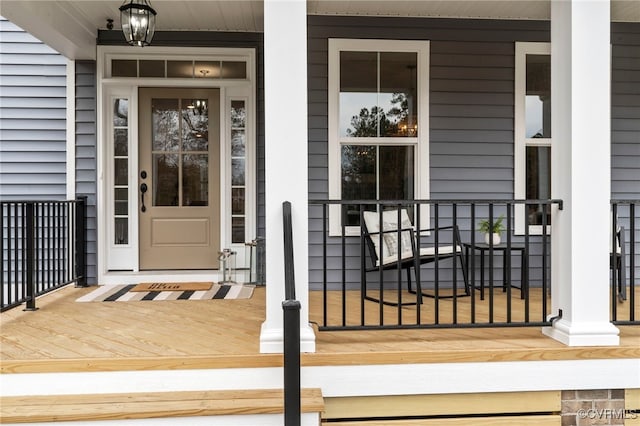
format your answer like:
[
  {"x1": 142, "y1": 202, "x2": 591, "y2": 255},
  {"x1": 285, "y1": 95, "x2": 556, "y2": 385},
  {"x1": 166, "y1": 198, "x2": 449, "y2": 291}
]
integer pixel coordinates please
[{"x1": 0, "y1": 388, "x2": 324, "y2": 424}]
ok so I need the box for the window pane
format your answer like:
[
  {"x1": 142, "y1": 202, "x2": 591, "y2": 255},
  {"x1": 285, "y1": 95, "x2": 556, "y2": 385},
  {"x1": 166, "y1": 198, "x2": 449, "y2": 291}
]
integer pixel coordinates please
[
  {"x1": 112, "y1": 60, "x2": 137, "y2": 77},
  {"x1": 113, "y1": 99, "x2": 128, "y2": 126},
  {"x1": 232, "y1": 217, "x2": 245, "y2": 243},
  {"x1": 342, "y1": 145, "x2": 376, "y2": 226},
  {"x1": 340, "y1": 51, "x2": 378, "y2": 137},
  {"x1": 232, "y1": 159, "x2": 245, "y2": 186},
  {"x1": 139, "y1": 60, "x2": 164, "y2": 77},
  {"x1": 232, "y1": 188, "x2": 245, "y2": 215},
  {"x1": 380, "y1": 52, "x2": 418, "y2": 137},
  {"x1": 115, "y1": 218, "x2": 128, "y2": 245},
  {"x1": 379, "y1": 146, "x2": 414, "y2": 200},
  {"x1": 114, "y1": 129, "x2": 128, "y2": 156},
  {"x1": 231, "y1": 101, "x2": 246, "y2": 127},
  {"x1": 526, "y1": 54, "x2": 551, "y2": 138},
  {"x1": 195, "y1": 61, "x2": 221, "y2": 78},
  {"x1": 114, "y1": 158, "x2": 128, "y2": 186},
  {"x1": 152, "y1": 99, "x2": 180, "y2": 151},
  {"x1": 114, "y1": 188, "x2": 128, "y2": 215},
  {"x1": 153, "y1": 154, "x2": 179, "y2": 206},
  {"x1": 182, "y1": 99, "x2": 209, "y2": 151},
  {"x1": 526, "y1": 146, "x2": 551, "y2": 225},
  {"x1": 167, "y1": 61, "x2": 193, "y2": 78},
  {"x1": 182, "y1": 154, "x2": 208, "y2": 206},
  {"x1": 221, "y1": 61, "x2": 247, "y2": 79},
  {"x1": 231, "y1": 130, "x2": 245, "y2": 156}
]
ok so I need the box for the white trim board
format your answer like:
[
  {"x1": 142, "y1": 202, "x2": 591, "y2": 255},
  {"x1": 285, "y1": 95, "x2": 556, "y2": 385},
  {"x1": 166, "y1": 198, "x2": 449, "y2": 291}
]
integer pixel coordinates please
[{"x1": 4, "y1": 359, "x2": 638, "y2": 398}]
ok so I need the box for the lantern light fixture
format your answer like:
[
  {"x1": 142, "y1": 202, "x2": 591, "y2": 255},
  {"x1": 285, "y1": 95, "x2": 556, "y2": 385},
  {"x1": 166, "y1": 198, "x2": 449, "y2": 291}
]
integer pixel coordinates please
[{"x1": 119, "y1": 0, "x2": 157, "y2": 47}]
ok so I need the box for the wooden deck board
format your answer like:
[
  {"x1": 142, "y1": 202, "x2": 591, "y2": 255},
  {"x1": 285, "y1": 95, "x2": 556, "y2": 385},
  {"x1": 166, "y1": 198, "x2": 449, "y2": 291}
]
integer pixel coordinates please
[
  {"x1": 1, "y1": 285, "x2": 638, "y2": 373},
  {"x1": 1, "y1": 388, "x2": 325, "y2": 423}
]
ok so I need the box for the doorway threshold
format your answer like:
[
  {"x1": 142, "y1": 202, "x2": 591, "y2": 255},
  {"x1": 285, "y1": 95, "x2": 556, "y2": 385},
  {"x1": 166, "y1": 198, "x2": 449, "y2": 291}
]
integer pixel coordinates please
[{"x1": 100, "y1": 270, "x2": 222, "y2": 285}]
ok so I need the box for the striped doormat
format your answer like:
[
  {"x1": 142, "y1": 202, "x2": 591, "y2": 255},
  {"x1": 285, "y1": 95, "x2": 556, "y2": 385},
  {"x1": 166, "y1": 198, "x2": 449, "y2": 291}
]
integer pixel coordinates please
[{"x1": 76, "y1": 283, "x2": 254, "y2": 302}]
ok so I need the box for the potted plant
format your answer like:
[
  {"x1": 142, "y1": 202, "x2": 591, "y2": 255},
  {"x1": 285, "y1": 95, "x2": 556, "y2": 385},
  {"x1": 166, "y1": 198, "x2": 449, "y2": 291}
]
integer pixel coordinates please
[{"x1": 478, "y1": 215, "x2": 506, "y2": 245}]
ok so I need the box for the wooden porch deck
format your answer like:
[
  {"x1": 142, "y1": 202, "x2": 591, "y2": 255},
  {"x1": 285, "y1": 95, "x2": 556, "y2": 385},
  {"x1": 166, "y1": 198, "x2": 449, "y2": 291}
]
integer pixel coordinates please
[{"x1": 1, "y1": 285, "x2": 639, "y2": 374}]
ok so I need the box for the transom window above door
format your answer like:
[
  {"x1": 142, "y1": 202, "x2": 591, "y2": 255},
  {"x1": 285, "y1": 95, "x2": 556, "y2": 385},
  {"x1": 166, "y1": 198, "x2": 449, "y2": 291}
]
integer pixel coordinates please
[
  {"x1": 110, "y1": 59, "x2": 247, "y2": 79},
  {"x1": 328, "y1": 39, "x2": 430, "y2": 235}
]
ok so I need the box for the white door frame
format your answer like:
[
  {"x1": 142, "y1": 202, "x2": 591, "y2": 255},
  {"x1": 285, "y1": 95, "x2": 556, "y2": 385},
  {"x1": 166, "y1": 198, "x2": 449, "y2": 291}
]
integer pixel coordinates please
[{"x1": 96, "y1": 46, "x2": 256, "y2": 284}]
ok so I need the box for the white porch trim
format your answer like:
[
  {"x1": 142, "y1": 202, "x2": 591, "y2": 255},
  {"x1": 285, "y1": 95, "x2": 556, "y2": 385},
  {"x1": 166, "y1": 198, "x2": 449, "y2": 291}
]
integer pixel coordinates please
[
  {"x1": 544, "y1": 0, "x2": 619, "y2": 346},
  {"x1": 66, "y1": 58, "x2": 76, "y2": 200},
  {"x1": 261, "y1": 0, "x2": 315, "y2": 353}
]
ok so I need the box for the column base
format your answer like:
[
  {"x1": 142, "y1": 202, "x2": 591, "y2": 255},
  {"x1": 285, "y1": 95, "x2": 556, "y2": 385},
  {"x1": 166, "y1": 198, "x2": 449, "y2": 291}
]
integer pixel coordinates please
[
  {"x1": 543, "y1": 318, "x2": 620, "y2": 346},
  {"x1": 259, "y1": 322, "x2": 316, "y2": 353}
]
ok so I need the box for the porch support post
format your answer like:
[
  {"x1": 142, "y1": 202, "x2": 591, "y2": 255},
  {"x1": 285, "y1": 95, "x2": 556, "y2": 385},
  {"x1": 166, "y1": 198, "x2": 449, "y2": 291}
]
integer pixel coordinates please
[
  {"x1": 260, "y1": 0, "x2": 316, "y2": 353},
  {"x1": 544, "y1": 0, "x2": 619, "y2": 346}
]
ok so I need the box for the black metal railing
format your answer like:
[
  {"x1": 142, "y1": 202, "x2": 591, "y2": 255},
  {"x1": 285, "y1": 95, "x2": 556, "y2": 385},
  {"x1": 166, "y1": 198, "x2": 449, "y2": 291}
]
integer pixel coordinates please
[
  {"x1": 282, "y1": 201, "x2": 301, "y2": 426},
  {"x1": 1, "y1": 197, "x2": 87, "y2": 312},
  {"x1": 309, "y1": 199, "x2": 563, "y2": 330},
  {"x1": 611, "y1": 200, "x2": 638, "y2": 324}
]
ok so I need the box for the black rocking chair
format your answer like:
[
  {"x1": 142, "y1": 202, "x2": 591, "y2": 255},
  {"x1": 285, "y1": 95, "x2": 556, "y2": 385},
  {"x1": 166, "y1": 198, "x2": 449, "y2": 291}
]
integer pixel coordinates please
[{"x1": 361, "y1": 209, "x2": 470, "y2": 306}]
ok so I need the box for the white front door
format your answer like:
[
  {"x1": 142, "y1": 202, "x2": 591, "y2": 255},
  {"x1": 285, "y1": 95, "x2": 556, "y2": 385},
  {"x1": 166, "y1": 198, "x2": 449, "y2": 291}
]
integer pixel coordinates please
[{"x1": 138, "y1": 88, "x2": 220, "y2": 270}]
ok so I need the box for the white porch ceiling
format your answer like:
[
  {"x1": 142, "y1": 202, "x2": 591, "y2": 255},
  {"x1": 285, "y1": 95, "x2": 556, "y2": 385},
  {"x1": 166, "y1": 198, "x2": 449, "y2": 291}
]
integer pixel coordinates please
[{"x1": 1, "y1": 0, "x2": 638, "y2": 59}]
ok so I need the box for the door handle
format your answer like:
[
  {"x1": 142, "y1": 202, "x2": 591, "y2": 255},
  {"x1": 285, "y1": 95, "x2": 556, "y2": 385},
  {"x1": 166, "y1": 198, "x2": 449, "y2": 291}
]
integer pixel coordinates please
[{"x1": 140, "y1": 183, "x2": 148, "y2": 212}]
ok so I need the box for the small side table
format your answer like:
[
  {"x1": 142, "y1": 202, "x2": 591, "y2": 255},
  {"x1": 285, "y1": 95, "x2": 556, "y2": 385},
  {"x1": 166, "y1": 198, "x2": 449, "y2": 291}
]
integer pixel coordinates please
[{"x1": 463, "y1": 242, "x2": 527, "y2": 300}]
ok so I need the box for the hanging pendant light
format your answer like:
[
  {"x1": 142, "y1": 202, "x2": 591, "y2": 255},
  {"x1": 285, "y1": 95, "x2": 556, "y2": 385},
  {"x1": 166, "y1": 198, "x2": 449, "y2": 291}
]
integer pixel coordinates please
[{"x1": 120, "y1": 0, "x2": 157, "y2": 47}]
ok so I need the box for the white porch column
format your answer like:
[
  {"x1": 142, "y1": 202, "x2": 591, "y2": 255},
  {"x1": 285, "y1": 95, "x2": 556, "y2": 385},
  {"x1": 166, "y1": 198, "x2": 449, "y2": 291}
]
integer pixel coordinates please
[
  {"x1": 544, "y1": 0, "x2": 619, "y2": 346},
  {"x1": 260, "y1": 0, "x2": 316, "y2": 353}
]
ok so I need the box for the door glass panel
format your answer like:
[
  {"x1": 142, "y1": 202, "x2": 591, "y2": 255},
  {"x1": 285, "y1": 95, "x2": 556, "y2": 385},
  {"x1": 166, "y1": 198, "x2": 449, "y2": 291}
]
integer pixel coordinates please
[
  {"x1": 114, "y1": 158, "x2": 128, "y2": 186},
  {"x1": 114, "y1": 129, "x2": 128, "y2": 156},
  {"x1": 113, "y1": 99, "x2": 129, "y2": 126},
  {"x1": 232, "y1": 158, "x2": 245, "y2": 186},
  {"x1": 153, "y1": 154, "x2": 179, "y2": 206},
  {"x1": 114, "y1": 188, "x2": 128, "y2": 215},
  {"x1": 231, "y1": 101, "x2": 246, "y2": 127},
  {"x1": 525, "y1": 54, "x2": 551, "y2": 138},
  {"x1": 182, "y1": 99, "x2": 209, "y2": 151},
  {"x1": 232, "y1": 217, "x2": 245, "y2": 243},
  {"x1": 115, "y1": 218, "x2": 128, "y2": 244},
  {"x1": 231, "y1": 130, "x2": 245, "y2": 156},
  {"x1": 232, "y1": 188, "x2": 245, "y2": 214},
  {"x1": 113, "y1": 97, "x2": 129, "y2": 246},
  {"x1": 182, "y1": 154, "x2": 209, "y2": 206},
  {"x1": 152, "y1": 99, "x2": 180, "y2": 151}
]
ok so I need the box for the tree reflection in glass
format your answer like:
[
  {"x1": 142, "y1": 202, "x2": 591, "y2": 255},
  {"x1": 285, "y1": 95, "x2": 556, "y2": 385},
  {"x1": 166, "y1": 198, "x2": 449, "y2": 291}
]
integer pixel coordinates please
[
  {"x1": 182, "y1": 99, "x2": 209, "y2": 151},
  {"x1": 152, "y1": 99, "x2": 179, "y2": 151},
  {"x1": 341, "y1": 145, "x2": 376, "y2": 226},
  {"x1": 182, "y1": 154, "x2": 208, "y2": 206}
]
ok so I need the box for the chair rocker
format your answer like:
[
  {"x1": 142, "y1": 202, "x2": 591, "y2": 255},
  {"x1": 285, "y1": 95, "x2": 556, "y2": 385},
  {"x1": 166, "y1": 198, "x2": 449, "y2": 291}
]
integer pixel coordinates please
[
  {"x1": 361, "y1": 209, "x2": 470, "y2": 306},
  {"x1": 611, "y1": 224, "x2": 627, "y2": 303}
]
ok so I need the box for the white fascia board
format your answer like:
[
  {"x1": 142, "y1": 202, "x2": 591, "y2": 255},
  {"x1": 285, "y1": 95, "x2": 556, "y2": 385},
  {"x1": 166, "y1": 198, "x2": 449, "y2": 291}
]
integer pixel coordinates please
[{"x1": 3, "y1": 359, "x2": 638, "y2": 398}]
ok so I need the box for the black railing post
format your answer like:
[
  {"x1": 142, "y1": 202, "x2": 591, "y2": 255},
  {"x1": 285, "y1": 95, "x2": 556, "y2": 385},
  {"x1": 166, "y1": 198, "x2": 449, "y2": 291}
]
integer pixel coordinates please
[
  {"x1": 24, "y1": 202, "x2": 38, "y2": 311},
  {"x1": 282, "y1": 201, "x2": 301, "y2": 426},
  {"x1": 283, "y1": 299, "x2": 301, "y2": 426},
  {"x1": 75, "y1": 196, "x2": 88, "y2": 287}
]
